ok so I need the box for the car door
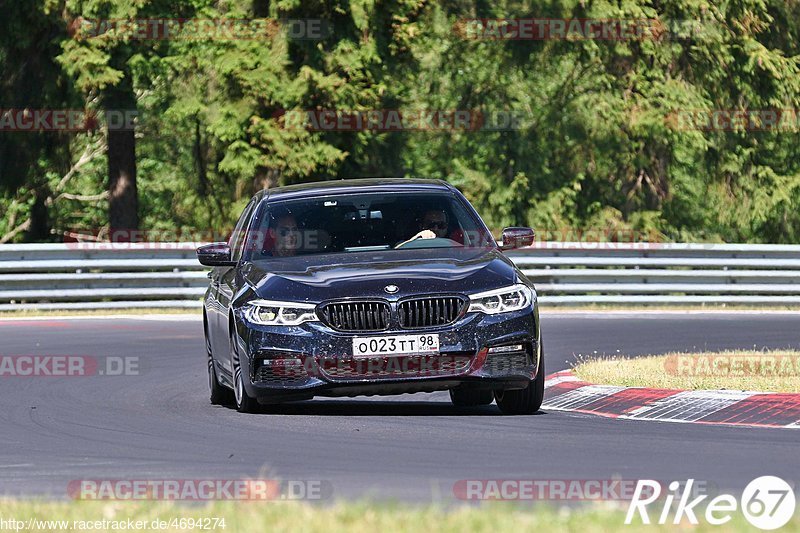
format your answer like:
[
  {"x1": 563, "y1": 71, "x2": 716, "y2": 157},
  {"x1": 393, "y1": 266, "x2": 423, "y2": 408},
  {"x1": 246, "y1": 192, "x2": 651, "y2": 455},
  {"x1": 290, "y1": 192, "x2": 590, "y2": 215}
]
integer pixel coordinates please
[{"x1": 212, "y1": 198, "x2": 258, "y2": 373}]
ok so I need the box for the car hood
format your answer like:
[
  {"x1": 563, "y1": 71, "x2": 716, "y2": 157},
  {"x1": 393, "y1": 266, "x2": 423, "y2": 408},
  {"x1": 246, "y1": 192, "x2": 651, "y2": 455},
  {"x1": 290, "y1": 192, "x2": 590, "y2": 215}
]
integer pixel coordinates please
[{"x1": 245, "y1": 248, "x2": 519, "y2": 302}]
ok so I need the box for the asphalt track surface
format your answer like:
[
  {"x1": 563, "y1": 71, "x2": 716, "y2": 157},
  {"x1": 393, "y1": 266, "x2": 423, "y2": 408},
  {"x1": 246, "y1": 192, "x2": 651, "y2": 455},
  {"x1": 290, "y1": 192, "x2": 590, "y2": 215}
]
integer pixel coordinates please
[{"x1": 0, "y1": 312, "x2": 798, "y2": 502}]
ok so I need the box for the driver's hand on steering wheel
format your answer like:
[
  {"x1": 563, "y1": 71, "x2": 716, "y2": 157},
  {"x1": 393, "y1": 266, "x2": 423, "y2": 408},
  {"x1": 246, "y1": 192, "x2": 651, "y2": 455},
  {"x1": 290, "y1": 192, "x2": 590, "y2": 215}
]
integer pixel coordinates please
[
  {"x1": 395, "y1": 229, "x2": 437, "y2": 249},
  {"x1": 413, "y1": 230, "x2": 437, "y2": 240}
]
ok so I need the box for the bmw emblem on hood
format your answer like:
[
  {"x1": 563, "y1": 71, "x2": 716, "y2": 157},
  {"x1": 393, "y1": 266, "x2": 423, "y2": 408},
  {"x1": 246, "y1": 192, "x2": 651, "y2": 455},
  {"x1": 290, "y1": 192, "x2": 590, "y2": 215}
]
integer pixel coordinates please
[{"x1": 384, "y1": 284, "x2": 399, "y2": 294}]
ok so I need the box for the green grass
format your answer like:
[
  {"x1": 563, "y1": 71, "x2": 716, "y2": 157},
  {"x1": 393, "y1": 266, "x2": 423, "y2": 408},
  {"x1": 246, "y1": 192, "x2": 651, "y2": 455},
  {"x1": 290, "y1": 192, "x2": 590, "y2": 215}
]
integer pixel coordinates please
[
  {"x1": 0, "y1": 500, "x2": 797, "y2": 532},
  {"x1": 573, "y1": 350, "x2": 800, "y2": 392}
]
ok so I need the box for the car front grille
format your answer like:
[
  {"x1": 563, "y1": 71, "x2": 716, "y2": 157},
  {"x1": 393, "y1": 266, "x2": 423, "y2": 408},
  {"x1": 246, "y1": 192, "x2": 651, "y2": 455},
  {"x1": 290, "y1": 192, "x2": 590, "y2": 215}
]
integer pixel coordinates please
[
  {"x1": 398, "y1": 296, "x2": 466, "y2": 329},
  {"x1": 318, "y1": 353, "x2": 473, "y2": 381},
  {"x1": 319, "y1": 301, "x2": 391, "y2": 332}
]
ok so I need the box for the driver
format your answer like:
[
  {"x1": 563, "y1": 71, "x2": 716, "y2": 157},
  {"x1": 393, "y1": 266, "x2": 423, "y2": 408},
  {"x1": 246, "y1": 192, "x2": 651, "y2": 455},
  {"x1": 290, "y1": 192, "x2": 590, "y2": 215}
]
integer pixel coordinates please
[
  {"x1": 396, "y1": 209, "x2": 449, "y2": 247},
  {"x1": 268, "y1": 213, "x2": 301, "y2": 257},
  {"x1": 421, "y1": 209, "x2": 449, "y2": 238}
]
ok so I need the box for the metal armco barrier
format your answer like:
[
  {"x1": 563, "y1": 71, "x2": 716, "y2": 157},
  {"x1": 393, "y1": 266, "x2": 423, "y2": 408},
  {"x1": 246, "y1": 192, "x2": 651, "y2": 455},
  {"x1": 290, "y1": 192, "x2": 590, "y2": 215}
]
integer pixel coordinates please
[{"x1": 1, "y1": 242, "x2": 800, "y2": 310}]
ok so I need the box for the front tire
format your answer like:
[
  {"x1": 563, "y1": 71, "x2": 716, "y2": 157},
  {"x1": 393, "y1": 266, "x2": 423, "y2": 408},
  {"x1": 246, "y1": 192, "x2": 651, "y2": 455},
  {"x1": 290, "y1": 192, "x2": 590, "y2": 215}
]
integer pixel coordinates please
[
  {"x1": 495, "y1": 341, "x2": 545, "y2": 415},
  {"x1": 233, "y1": 365, "x2": 260, "y2": 413},
  {"x1": 206, "y1": 320, "x2": 233, "y2": 406},
  {"x1": 209, "y1": 354, "x2": 233, "y2": 406},
  {"x1": 230, "y1": 329, "x2": 260, "y2": 413}
]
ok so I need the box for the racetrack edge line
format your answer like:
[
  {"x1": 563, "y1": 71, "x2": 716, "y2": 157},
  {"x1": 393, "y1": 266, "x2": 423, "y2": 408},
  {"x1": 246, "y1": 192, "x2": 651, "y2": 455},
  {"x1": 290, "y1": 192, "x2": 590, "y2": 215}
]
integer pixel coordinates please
[{"x1": 543, "y1": 370, "x2": 800, "y2": 430}]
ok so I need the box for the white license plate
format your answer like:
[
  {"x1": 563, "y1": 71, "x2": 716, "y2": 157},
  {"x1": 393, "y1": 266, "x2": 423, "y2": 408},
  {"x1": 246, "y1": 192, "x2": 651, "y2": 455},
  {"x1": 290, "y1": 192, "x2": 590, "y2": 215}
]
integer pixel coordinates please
[{"x1": 352, "y1": 334, "x2": 440, "y2": 357}]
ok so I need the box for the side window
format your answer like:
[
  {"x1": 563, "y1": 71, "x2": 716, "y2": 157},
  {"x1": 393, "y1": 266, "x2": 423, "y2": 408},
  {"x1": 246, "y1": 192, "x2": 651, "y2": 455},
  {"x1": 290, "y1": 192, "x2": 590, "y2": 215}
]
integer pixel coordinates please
[
  {"x1": 229, "y1": 199, "x2": 257, "y2": 262},
  {"x1": 241, "y1": 201, "x2": 270, "y2": 260}
]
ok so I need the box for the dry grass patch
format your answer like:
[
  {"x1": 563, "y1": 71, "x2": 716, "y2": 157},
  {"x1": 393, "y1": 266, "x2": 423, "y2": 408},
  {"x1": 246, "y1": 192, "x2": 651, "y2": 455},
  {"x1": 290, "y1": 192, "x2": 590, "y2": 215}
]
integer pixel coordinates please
[{"x1": 573, "y1": 350, "x2": 800, "y2": 393}]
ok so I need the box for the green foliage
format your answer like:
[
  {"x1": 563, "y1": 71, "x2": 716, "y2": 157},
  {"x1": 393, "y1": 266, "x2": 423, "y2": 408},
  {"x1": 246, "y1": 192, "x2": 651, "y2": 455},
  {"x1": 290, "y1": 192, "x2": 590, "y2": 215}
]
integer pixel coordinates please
[{"x1": 1, "y1": 0, "x2": 799, "y2": 242}]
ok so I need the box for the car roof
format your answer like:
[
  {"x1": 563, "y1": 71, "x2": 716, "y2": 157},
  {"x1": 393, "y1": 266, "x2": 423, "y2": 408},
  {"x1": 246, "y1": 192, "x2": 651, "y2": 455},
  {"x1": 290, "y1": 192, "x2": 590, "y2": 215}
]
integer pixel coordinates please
[{"x1": 257, "y1": 178, "x2": 454, "y2": 202}]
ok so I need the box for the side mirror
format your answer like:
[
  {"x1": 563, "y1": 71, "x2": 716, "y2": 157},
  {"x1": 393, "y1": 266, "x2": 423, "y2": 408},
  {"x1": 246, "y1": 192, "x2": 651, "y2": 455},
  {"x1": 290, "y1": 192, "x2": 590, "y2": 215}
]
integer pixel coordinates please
[
  {"x1": 197, "y1": 242, "x2": 236, "y2": 267},
  {"x1": 499, "y1": 227, "x2": 535, "y2": 251}
]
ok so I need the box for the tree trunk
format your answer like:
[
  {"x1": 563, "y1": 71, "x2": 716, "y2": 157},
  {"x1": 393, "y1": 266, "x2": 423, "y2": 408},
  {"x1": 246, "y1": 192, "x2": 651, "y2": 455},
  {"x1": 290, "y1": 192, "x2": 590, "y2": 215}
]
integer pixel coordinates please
[
  {"x1": 105, "y1": 83, "x2": 139, "y2": 242},
  {"x1": 26, "y1": 186, "x2": 51, "y2": 241}
]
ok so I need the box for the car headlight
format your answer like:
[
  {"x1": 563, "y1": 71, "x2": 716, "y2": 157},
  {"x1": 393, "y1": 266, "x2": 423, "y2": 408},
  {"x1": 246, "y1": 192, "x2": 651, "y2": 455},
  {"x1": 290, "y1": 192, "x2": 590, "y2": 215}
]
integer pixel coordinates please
[
  {"x1": 244, "y1": 300, "x2": 319, "y2": 326},
  {"x1": 468, "y1": 284, "x2": 534, "y2": 314}
]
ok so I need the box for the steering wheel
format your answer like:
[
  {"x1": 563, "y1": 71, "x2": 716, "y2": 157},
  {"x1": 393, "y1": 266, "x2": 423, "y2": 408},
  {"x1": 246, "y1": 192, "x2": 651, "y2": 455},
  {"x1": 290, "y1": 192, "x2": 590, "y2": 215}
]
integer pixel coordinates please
[{"x1": 395, "y1": 237, "x2": 461, "y2": 250}]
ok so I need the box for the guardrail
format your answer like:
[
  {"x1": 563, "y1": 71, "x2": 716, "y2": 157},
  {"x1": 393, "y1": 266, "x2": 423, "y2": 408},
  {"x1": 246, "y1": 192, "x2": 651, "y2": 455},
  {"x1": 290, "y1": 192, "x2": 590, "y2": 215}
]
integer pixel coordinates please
[
  {"x1": 509, "y1": 243, "x2": 800, "y2": 306},
  {"x1": 1, "y1": 242, "x2": 799, "y2": 310},
  {"x1": 0, "y1": 243, "x2": 204, "y2": 311}
]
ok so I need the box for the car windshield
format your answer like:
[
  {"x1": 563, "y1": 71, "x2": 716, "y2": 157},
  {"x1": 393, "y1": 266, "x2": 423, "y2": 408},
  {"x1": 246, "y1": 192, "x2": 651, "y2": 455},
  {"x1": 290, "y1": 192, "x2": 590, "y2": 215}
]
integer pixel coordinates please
[{"x1": 244, "y1": 191, "x2": 495, "y2": 259}]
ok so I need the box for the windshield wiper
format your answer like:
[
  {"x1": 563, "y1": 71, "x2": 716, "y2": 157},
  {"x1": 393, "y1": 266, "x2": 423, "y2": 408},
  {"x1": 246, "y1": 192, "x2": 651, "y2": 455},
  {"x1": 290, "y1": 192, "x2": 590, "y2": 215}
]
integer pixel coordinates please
[{"x1": 344, "y1": 245, "x2": 392, "y2": 252}]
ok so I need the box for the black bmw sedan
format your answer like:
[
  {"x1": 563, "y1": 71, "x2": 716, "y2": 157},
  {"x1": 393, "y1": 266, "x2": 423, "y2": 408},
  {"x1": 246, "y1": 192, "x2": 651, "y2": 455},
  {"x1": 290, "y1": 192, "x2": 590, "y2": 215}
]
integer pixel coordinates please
[{"x1": 198, "y1": 179, "x2": 543, "y2": 414}]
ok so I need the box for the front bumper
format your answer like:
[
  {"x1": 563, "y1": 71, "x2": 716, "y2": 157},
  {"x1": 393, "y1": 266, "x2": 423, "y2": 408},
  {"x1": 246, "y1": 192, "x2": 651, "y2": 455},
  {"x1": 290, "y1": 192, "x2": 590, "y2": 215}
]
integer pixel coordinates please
[{"x1": 234, "y1": 307, "x2": 540, "y2": 403}]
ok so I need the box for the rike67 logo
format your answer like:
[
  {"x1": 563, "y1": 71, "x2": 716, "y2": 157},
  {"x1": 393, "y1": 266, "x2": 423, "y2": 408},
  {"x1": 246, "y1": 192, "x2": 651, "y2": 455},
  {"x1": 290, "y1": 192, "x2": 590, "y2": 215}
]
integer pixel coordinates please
[{"x1": 626, "y1": 476, "x2": 796, "y2": 530}]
